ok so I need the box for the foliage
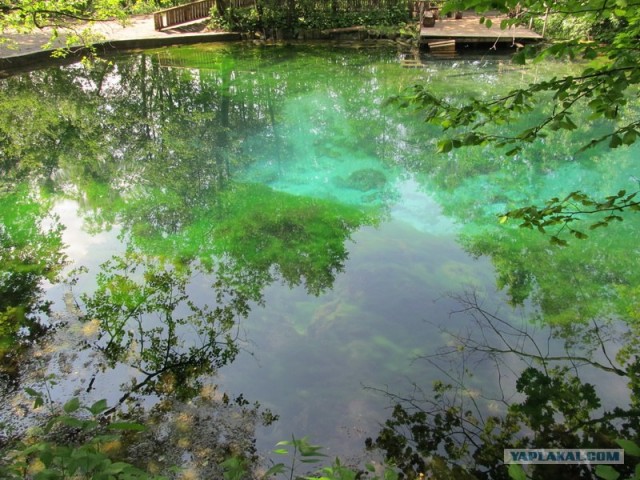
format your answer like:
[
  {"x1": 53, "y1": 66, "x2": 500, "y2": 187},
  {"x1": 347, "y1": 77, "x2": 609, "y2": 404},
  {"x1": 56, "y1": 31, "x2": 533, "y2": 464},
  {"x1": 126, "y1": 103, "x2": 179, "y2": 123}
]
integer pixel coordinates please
[
  {"x1": 0, "y1": 186, "x2": 66, "y2": 386},
  {"x1": 210, "y1": 5, "x2": 262, "y2": 32},
  {"x1": 366, "y1": 293, "x2": 640, "y2": 479},
  {"x1": 528, "y1": 12, "x2": 597, "y2": 41},
  {"x1": 524, "y1": 3, "x2": 629, "y2": 44},
  {"x1": 125, "y1": 0, "x2": 183, "y2": 15},
  {"x1": 3, "y1": 37, "x2": 640, "y2": 480},
  {"x1": 211, "y1": 183, "x2": 374, "y2": 296},
  {"x1": 222, "y1": 435, "x2": 400, "y2": 480},
  {"x1": 389, "y1": 0, "x2": 640, "y2": 241},
  {"x1": 0, "y1": 87, "x2": 81, "y2": 182},
  {"x1": 0, "y1": 0, "x2": 125, "y2": 56},
  {"x1": 459, "y1": 215, "x2": 640, "y2": 324},
  {"x1": 111, "y1": 180, "x2": 374, "y2": 298},
  {"x1": 77, "y1": 249, "x2": 241, "y2": 404},
  {"x1": 0, "y1": 0, "x2": 186, "y2": 30},
  {"x1": 0, "y1": 49, "x2": 387, "y2": 405},
  {"x1": 498, "y1": 189, "x2": 640, "y2": 246},
  {"x1": 0, "y1": 0, "x2": 124, "y2": 31},
  {"x1": 0, "y1": 0, "x2": 187, "y2": 55},
  {"x1": 594, "y1": 440, "x2": 640, "y2": 480},
  {"x1": 210, "y1": 0, "x2": 411, "y2": 34},
  {"x1": 0, "y1": 395, "x2": 164, "y2": 479}
]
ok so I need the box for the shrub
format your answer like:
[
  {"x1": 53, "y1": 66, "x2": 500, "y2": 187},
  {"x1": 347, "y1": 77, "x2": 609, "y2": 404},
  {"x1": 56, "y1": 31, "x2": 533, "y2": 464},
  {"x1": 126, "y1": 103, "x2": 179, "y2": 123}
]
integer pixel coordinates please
[
  {"x1": 0, "y1": 396, "x2": 163, "y2": 479},
  {"x1": 209, "y1": 1, "x2": 411, "y2": 34}
]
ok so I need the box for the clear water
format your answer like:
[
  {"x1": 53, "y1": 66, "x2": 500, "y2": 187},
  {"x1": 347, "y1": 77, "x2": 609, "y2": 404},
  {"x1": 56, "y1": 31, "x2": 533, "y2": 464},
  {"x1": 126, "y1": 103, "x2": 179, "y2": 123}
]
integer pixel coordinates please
[{"x1": 1, "y1": 43, "x2": 639, "y2": 467}]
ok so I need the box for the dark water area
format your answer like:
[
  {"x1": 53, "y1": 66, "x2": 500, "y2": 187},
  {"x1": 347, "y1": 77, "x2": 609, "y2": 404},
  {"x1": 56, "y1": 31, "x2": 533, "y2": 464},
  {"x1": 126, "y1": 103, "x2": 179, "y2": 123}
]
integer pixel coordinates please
[{"x1": 1, "y1": 43, "x2": 639, "y2": 476}]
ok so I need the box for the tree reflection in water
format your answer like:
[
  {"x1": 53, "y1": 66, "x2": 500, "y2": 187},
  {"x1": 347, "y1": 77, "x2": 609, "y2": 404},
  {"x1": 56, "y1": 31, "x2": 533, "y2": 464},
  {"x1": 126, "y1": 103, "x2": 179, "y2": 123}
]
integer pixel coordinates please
[
  {"x1": 367, "y1": 291, "x2": 640, "y2": 480},
  {"x1": 0, "y1": 187, "x2": 66, "y2": 389},
  {"x1": 1, "y1": 45, "x2": 640, "y2": 477},
  {"x1": 77, "y1": 249, "x2": 241, "y2": 406}
]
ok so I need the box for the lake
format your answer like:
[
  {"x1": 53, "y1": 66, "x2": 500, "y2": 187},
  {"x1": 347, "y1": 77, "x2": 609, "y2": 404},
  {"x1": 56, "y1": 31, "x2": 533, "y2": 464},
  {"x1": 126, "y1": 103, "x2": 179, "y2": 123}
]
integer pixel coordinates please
[{"x1": 1, "y1": 43, "x2": 638, "y2": 476}]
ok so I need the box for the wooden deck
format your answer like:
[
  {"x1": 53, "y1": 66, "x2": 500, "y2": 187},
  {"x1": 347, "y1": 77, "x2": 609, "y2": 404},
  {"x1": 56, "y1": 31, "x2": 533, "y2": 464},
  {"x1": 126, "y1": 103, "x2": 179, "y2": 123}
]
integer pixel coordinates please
[{"x1": 420, "y1": 12, "x2": 542, "y2": 47}]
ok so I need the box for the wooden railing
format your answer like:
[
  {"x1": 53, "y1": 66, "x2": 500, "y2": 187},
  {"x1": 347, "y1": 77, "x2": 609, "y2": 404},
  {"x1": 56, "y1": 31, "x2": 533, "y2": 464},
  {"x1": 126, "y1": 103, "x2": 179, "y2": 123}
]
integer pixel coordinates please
[
  {"x1": 154, "y1": 0, "x2": 216, "y2": 30},
  {"x1": 231, "y1": 0, "x2": 257, "y2": 7}
]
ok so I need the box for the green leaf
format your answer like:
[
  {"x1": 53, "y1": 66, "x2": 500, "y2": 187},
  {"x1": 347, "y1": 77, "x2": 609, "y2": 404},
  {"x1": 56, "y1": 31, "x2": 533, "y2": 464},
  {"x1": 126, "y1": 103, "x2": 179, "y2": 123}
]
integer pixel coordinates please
[
  {"x1": 38, "y1": 449, "x2": 54, "y2": 468},
  {"x1": 63, "y1": 397, "x2": 81, "y2": 413},
  {"x1": 595, "y1": 465, "x2": 620, "y2": 480},
  {"x1": 384, "y1": 468, "x2": 399, "y2": 480},
  {"x1": 616, "y1": 439, "x2": 640, "y2": 456},
  {"x1": 590, "y1": 221, "x2": 609, "y2": 229},
  {"x1": 562, "y1": 116, "x2": 578, "y2": 130},
  {"x1": 24, "y1": 387, "x2": 41, "y2": 397},
  {"x1": 88, "y1": 399, "x2": 109, "y2": 415},
  {"x1": 505, "y1": 147, "x2": 521, "y2": 156},
  {"x1": 508, "y1": 463, "x2": 527, "y2": 480},
  {"x1": 92, "y1": 433, "x2": 121, "y2": 443},
  {"x1": 485, "y1": 18, "x2": 493, "y2": 28},
  {"x1": 609, "y1": 134, "x2": 623, "y2": 148},
  {"x1": 60, "y1": 416, "x2": 89, "y2": 428},
  {"x1": 436, "y1": 139, "x2": 453, "y2": 153},
  {"x1": 622, "y1": 130, "x2": 637, "y2": 145},
  {"x1": 462, "y1": 132, "x2": 482, "y2": 146},
  {"x1": 512, "y1": 51, "x2": 526, "y2": 65},
  {"x1": 107, "y1": 421, "x2": 146, "y2": 431},
  {"x1": 550, "y1": 236, "x2": 568, "y2": 247},
  {"x1": 264, "y1": 463, "x2": 287, "y2": 476}
]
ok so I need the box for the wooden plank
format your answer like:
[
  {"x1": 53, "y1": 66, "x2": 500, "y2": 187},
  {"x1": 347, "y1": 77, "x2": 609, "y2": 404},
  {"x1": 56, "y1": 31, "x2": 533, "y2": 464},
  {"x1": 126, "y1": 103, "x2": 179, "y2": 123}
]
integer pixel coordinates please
[
  {"x1": 427, "y1": 39, "x2": 455, "y2": 49},
  {"x1": 419, "y1": 12, "x2": 543, "y2": 43},
  {"x1": 153, "y1": 0, "x2": 216, "y2": 30}
]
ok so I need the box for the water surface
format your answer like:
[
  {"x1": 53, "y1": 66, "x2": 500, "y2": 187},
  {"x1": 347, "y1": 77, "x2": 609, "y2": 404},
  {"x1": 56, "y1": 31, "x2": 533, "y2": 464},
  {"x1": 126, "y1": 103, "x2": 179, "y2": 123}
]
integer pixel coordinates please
[{"x1": 1, "y1": 43, "x2": 639, "y2": 469}]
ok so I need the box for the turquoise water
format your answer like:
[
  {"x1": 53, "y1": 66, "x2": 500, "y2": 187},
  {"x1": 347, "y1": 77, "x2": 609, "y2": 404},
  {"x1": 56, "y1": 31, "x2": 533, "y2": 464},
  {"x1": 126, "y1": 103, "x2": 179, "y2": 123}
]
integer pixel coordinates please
[{"x1": 0, "y1": 44, "x2": 639, "y2": 471}]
